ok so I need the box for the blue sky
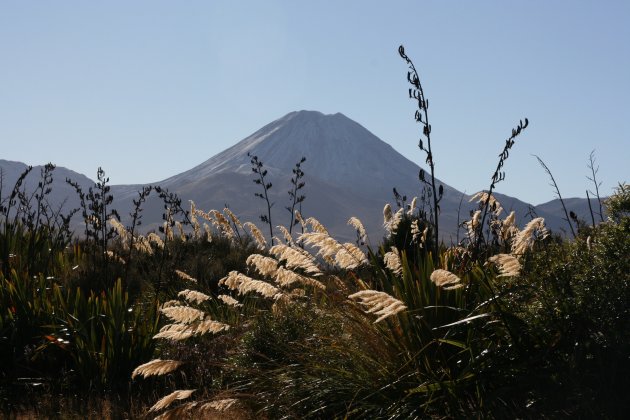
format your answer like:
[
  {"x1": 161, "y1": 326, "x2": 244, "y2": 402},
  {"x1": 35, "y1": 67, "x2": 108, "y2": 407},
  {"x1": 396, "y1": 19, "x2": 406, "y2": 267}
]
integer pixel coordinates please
[{"x1": 1, "y1": 1, "x2": 628, "y2": 204}]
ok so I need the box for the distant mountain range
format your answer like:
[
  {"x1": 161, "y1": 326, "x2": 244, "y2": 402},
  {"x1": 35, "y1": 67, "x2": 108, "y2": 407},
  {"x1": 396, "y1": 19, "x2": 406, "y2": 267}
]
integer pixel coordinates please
[{"x1": 0, "y1": 111, "x2": 604, "y2": 243}]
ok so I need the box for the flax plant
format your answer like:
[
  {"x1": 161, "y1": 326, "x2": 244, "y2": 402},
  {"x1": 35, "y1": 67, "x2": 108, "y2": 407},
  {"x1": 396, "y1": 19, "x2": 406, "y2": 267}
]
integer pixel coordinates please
[{"x1": 399, "y1": 45, "x2": 442, "y2": 264}]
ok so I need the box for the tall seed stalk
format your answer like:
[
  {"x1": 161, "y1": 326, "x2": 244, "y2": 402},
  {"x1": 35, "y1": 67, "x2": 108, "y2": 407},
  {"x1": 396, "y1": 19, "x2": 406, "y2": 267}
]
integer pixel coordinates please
[
  {"x1": 249, "y1": 153, "x2": 274, "y2": 244},
  {"x1": 399, "y1": 45, "x2": 443, "y2": 265},
  {"x1": 474, "y1": 119, "x2": 528, "y2": 253},
  {"x1": 286, "y1": 157, "x2": 306, "y2": 235}
]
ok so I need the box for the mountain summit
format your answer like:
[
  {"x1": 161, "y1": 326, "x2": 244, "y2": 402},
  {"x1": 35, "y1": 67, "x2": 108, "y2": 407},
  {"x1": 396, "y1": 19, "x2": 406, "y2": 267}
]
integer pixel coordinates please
[{"x1": 162, "y1": 110, "x2": 447, "y2": 195}]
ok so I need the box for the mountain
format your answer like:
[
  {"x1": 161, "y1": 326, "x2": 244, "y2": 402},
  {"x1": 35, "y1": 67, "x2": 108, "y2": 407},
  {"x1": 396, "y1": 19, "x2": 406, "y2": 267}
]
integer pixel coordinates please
[
  {"x1": 113, "y1": 110, "x2": 466, "y2": 242},
  {"x1": 1, "y1": 111, "x2": 601, "y2": 242},
  {"x1": 0, "y1": 159, "x2": 94, "y2": 217}
]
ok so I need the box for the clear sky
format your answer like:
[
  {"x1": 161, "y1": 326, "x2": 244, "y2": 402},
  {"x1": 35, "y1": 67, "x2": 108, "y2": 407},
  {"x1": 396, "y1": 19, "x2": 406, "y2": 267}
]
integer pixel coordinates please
[{"x1": 1, "y1": 1, "x2": 628, "y2": 204}]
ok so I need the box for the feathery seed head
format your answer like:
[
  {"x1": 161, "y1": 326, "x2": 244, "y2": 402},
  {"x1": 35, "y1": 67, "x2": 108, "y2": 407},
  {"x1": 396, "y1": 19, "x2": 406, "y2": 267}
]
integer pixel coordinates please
[
  {"x1": 147, "y1": 232, "x2": 165, "y2": 249},
  {"x1": 246, "y1": 254, "x2": 279, "y2": 277},
  {"x1": 149, "y1": 389, "x2": 196, "y2": 413},
  {"x1": 219, "y1": 271, "x2": 281, "y2": 299},
  {"x1": 274, "y1": 266, "x2": 325, "y2": 290},
  {"x1": 132, "y1": 359, "x2": 183, "y2": 379},
  {"x1": 511, "y1": 217, "x2": 548, "y2": 256},
  {"x1": 175, "y1": 269, "x2": 198, "y2": 283},
  {"x1": 295, "y1": 210, "x2": 307, "y2": 230},
  {"x1": 348, "y1": 290, "x2": 407, "y2": 323},
  {"x1": 470, "y1": 191, "x2": 504, "y2": 216},
  {"x1": 430, "y1": 269, "x2": 463, "y2": 288},
  {"x1": 383, "y1": 203, "x2": 393, "y2": 224},
  {"x1": 407, "y1": 196, "x2": 418, "y2": 216},
  {"x1": 109, "y1": 218, "x2": 130, "y2": 244},
  {"x1": 218, "y1": 294, "x2": 242, "y2": 307},
  {"x1": 277, "y1": 225, "x2": 294, "y2": 245},
  {"x1": 160, "y1": 305, "x2": 205, "y2": 324},
  {"x1": 201, "y1": 398, "x2": 238, "y2": 412},
  {"x1": 305, "y1": 217, "x2": 329, "y2": 234},
  {"x1": 244, "y1": 222, "x2": 267, "y2": 250},
  {"x1": 487, "y1": 253, "x2": 521, "y2": 277},
  {"x1": 383, "y1": 246, "x2": 403, "y2": 276},
  {"x1": 178, "y1": 289, "x2": 211, "y2": 305},
  {"x1": 334, "y1": 242, "x2": 368, "y2": 269},
  {"x1": 347, "y1": 217, "x2": 367, "y2": 243},
  {"x1": 269, "y1": 244, "x2": 322, "y2": 276},
  {"x1": 299, "y1": 231, "x2": 341, "y2": 260},
  {"x1": 223, "y1": 207, "x2": 243, "y2": 230}
]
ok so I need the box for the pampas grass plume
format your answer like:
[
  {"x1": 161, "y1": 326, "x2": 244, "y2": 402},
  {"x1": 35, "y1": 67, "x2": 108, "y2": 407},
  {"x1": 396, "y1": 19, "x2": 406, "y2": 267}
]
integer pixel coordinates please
[
  {"x1": 150, "y1": 389, "x2": 196, "y2": 412},
  {"x1": 132, "y1": 359, "x2": 183, "y2": 379},
  {"x1": 349, "y1": 290, "x2": 407, "y2": 323},
  {"x1": 430, "y1": 269, "x2": 463, "y2": 289},
  {"x1": 178, "y1": 289, "x2": 211, "y2": 305},
  {"x1": 246, "y1": 254, "x2": 279, "y2": 277},
  {"x1": 269, "y1": 244, "x2": 322, "y2": 276},
  {"x1": 244, "y1": 222, "x2": 267, "y2": 250},
  {"x1": 383, "y1": 247, "x2": 403, "y2": 276},
  {"x1": 487, "y1": 253, "x2": 521, "y2": 277},
  {"x1": 175, "y1": 269, "x2": 198, "y2": 283},
  {"x1": 218, "y1": 294, "x2": 242, "y2": 307},
  {"x1": 161, "y1": 305, "x2": 205, "y2": 324}
]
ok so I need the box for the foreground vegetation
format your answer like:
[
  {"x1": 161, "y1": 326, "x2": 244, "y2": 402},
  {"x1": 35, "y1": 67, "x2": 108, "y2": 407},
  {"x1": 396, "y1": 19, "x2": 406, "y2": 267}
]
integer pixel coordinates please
[{"x1": 1, "y1": 48, "x2": 629, "y2": 419}]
